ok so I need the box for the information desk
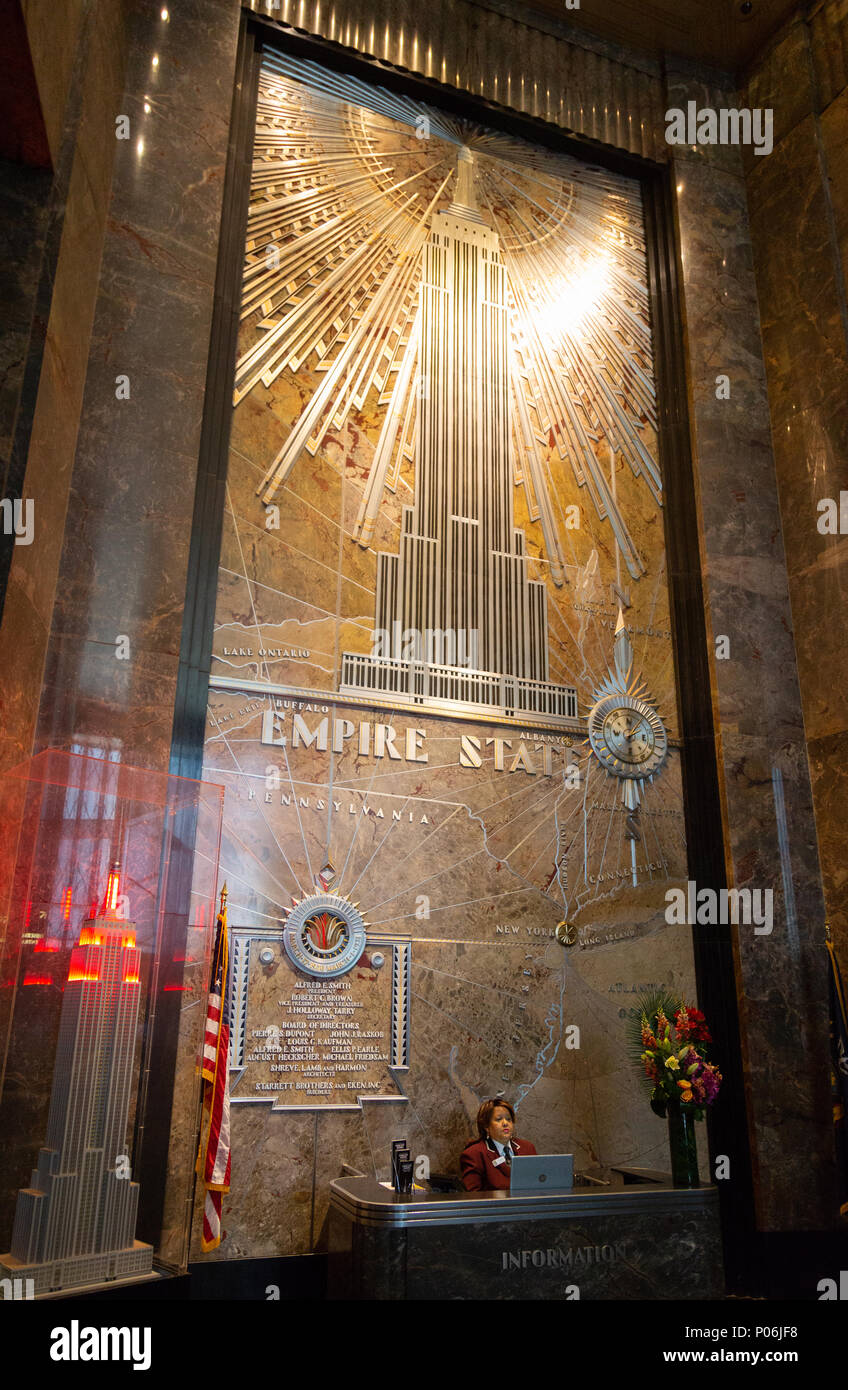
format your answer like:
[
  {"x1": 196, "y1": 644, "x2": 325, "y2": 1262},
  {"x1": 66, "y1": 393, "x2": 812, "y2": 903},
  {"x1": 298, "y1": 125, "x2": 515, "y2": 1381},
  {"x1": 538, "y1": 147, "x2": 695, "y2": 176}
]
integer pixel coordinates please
[{"x1": 327, "y1": 1168, "x2": 724, "y2": 1300}]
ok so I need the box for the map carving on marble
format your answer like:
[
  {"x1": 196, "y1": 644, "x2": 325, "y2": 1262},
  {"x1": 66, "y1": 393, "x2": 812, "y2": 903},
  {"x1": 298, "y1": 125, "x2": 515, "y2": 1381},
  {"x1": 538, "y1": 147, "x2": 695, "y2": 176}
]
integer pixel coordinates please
[{"x1": 201, "y1": 52, "x2": 699, "y2": 1197}]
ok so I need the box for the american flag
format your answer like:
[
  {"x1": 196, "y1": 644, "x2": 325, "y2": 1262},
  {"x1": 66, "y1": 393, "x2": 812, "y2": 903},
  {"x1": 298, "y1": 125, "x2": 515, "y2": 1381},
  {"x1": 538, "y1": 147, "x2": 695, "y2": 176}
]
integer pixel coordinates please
[{"x1": 197, "y1": 884, "x2": 232, "y2": 1252}]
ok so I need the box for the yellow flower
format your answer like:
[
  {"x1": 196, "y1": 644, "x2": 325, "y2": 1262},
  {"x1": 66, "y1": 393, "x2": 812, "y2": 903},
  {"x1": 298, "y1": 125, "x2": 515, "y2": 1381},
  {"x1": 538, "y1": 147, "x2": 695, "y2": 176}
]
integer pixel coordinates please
[{"x1": 665, "y1": 1055, "x2": 680, "y2": 1071}]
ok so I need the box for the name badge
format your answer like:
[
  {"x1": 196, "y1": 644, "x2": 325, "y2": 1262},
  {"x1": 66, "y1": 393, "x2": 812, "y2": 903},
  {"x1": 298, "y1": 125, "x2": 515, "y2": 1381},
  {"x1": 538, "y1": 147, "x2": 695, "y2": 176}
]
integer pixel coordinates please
[{"x1": 492, "y1": 1156, "x2": 506, "y2": 1167}]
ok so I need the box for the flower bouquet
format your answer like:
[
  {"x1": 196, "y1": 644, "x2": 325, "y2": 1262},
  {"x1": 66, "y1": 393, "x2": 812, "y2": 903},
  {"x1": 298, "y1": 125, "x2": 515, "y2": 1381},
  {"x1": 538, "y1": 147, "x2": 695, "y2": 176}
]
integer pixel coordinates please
[{"x1": 627, "y1": 991, "x2": 722, "y2": 1187}]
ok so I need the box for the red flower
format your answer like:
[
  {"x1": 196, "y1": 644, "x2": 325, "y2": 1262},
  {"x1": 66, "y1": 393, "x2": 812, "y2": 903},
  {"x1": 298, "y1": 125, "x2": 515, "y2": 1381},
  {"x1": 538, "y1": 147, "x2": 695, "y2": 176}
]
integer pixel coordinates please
[
  {"x1": 684, "y1": 1007, "x2": 712, "y2": 1042},
  {"x1": 674, "y1": 1004, "x2": 712, "y2": 1043}
]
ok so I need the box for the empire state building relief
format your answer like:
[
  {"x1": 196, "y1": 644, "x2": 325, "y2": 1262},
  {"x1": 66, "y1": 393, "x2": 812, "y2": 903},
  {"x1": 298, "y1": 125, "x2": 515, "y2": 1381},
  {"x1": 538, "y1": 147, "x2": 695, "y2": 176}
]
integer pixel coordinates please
[
  {"x1": 342, "y1": 147, "x2": 573, "y2": 722},
  {"x1": 199, "y1": 51, "x2": 695, "y2": 1205},
  {"x1": 227, "y1": 51, "x2": 664, "y2": 729}
]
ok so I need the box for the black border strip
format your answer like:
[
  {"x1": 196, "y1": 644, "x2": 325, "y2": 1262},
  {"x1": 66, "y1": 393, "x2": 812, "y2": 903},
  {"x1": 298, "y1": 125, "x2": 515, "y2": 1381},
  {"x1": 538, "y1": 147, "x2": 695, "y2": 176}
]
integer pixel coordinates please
[
  {"x1": 169, "y1": 12, "x2": 261, "y2": 783},
  {"x1": 169, "y1": 13, "x2": 754, "y2": 1290},
  {"x1": 643, "y1": 170, "x2": 755, "y2": 1291}
]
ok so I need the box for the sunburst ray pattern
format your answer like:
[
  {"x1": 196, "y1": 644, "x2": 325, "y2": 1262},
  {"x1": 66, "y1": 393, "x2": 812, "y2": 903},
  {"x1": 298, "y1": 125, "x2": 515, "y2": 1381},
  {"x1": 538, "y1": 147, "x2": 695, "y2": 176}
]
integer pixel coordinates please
[{"x1": 236, "y1": 53, "x2": 659, "y2": 582}]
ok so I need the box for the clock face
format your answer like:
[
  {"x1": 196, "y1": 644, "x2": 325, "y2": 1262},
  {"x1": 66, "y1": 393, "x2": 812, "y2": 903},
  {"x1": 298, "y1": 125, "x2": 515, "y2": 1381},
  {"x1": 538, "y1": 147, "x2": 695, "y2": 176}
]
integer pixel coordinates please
[
  {"x1": 603, "y1": 708, "x2": 655, "y2": 763},
  {"x1": 588, "y1": 694, "x2": 667, "y2": 780}
]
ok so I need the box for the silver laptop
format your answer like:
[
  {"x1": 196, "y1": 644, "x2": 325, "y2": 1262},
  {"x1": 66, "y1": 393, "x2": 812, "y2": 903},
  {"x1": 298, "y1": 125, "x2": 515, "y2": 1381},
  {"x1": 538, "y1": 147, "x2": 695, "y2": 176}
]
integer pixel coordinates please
[{"x1": 509, "y1": 1153, "x2": 574, "y2": 1194}]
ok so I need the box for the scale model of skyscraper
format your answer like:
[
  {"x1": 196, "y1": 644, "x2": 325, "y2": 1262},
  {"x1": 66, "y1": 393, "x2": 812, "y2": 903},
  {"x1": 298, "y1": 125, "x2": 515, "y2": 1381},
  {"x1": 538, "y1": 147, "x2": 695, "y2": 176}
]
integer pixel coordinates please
[
  {"x1": 0, "y1": 865, "x2": 153, "y2": 1294},
  {"x1": 342, "y1": 148, "x2": 577, "y2": 722}
]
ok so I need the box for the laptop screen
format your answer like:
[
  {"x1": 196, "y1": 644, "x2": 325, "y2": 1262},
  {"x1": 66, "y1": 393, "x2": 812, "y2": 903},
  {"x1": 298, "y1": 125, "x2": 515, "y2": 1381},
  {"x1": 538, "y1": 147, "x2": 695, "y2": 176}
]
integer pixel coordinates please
[{"x1": 509, "y1": 1153, "x2": 574, "y2": 1193}]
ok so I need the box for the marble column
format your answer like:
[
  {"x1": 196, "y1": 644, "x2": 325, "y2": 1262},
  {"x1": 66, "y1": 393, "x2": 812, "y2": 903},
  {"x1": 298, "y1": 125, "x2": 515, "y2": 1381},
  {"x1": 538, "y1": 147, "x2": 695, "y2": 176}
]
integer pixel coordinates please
[
  {"x1": 0, "y1": 1, "x2": 128, "y2": 1124},
  {"x1": 664, "y1": 63, "x2": 834, "y2": 1229},
  {"x1": 0, "y1": 0, "x2": 243, "y2": 1267},
  {"x1": 743, "y1": 6, "x2": 848, "y2": 966},
  {"x1": 31, "y1": 0, "x2": 242, "y2": 770},
  {"x1": 0, "y1": 0, "x2": 126, "y2": 781}
]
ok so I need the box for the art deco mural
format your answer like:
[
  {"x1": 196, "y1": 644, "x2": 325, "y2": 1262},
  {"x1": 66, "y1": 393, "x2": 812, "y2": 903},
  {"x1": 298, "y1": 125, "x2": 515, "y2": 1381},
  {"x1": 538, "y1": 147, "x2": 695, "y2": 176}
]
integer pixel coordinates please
[{"x1": 199, "y1": 51, "x2": 698, "y2": 1257}]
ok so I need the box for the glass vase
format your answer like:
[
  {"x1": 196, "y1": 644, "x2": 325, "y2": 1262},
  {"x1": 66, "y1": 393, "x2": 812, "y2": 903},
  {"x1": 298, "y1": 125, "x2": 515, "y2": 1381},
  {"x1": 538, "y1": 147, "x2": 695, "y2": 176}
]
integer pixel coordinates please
[{"x1": 667, "y1": 1103, "x2": 700, "y2": 1188}]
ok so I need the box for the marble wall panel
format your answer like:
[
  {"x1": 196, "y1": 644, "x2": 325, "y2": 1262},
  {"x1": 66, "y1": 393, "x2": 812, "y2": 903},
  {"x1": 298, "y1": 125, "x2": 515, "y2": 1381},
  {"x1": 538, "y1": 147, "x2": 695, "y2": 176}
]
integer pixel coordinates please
[
  {"x1": 808, "y1": 0, "x2": 848, "y2": 113},
  {"x1": 0, "y1": 161, "x2": 51, "y2": 479},
  {"x1": 35, "y1": 634, "x2": 180, "y2": 761},
  {"x1": 189, "y1": 1106, "x2": 317, "y2": 1260},
  {"x1": 20, "y1": 0, "x2": 88, "y2": 166},
  {"x1": 747, "y1": 122, "x2": 846, "y2": 431},
  {"x1": 741, "y1": 5, "x2": 848, "y2": 987},
  {"x1": 0, "y1": 1, "x2": 127, "y2": 776},
  {"x1": 0, "y1": 2, "x2": 129, "y2": 1095},
  {"x1": 665, "y1": 65, "x2": 834, "y2": 1228},
  {"x1": 806, "y1": 729, "x2": 848, "y2": 944},
  {"x1": 33, "y1": 2, "x2": 241, "y2": 694},
  {"x1": 821, "y1": 87, "x2": 848, "y2": 286},
  {"x1": 311, "y1": 1110, "x2": 372, "y2": 1247},
  {"x1": 43, "y1": 452, "x2": 206, "y2": 653},
  {"x1": 745, "y1": 124, "x2": 848, "y2": 748},
  {"x1": 741, "y1": 17, "x2": 814, "y2": 177}
]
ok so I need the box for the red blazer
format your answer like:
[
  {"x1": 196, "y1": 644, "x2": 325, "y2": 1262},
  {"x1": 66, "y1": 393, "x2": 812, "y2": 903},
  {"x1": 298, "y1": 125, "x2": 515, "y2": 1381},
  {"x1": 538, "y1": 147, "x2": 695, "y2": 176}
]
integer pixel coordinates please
[{"x1": 460, "y1": 1136, "x2": 537, "y2": 1191}]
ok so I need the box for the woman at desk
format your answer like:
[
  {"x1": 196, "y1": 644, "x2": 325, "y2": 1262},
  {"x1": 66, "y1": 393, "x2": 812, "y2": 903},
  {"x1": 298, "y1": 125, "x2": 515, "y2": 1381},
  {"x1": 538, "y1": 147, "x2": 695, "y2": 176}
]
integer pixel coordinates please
[{"x1": 460, "y1": 1099, "x2": 537, "y2": 1191}]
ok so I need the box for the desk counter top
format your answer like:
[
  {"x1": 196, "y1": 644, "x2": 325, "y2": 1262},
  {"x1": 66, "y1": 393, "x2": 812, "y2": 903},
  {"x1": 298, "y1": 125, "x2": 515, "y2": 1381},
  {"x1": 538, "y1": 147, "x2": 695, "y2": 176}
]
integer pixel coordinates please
[{"x1": 329, "y1": 1170, "x2": 719, "y2": 1229}]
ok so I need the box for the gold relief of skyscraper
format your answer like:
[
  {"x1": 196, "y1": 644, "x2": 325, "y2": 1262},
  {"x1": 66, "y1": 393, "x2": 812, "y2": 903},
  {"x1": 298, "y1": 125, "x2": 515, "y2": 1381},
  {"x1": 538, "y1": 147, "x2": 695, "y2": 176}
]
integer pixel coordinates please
[{"x1": 235, "y1": 53, "x2": 660, "y2": 720}]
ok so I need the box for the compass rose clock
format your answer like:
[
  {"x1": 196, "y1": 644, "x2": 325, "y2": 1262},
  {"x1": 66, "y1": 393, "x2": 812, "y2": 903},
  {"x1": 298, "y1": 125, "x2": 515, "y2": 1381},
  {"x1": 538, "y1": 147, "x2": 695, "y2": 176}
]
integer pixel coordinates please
[{"x1": 586, "y1": 609, "x2": 668, "y2": 815}]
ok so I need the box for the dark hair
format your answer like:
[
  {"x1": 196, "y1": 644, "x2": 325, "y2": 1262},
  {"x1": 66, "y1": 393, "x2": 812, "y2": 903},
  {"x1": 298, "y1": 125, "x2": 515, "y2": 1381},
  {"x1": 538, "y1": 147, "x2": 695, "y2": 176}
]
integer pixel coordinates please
[{"x1": 476, "y1": 1097, "x2": 515, "y2": 1140}]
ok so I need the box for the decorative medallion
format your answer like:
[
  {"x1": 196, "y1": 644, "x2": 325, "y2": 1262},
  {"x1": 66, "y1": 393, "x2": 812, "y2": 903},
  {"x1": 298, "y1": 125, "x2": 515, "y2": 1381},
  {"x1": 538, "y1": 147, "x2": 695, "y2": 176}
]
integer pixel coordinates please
[
  {"x1": 588, "y1": 695, "x2": 667, "y2": 782},
  {"x1": 282, "y1": 892, "x2": 367, "y2": 978},
  {"x1": 585, "y1": 609, "x2": 668, "y2": 813}
]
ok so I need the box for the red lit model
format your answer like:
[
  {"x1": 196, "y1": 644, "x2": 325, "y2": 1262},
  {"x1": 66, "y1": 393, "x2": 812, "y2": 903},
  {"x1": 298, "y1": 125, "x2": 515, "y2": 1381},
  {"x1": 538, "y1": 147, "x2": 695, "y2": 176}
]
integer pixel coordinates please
[{"x1": 0, "y1": 864, "x2": 154, "y2": 1294}]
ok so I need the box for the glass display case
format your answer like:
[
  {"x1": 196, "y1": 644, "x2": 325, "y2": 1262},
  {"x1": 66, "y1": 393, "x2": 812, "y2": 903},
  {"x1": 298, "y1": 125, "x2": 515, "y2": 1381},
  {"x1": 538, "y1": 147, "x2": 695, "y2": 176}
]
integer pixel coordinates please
[{"x1": 0, "y1": 749, "x2": 223, "y2": 1296}]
